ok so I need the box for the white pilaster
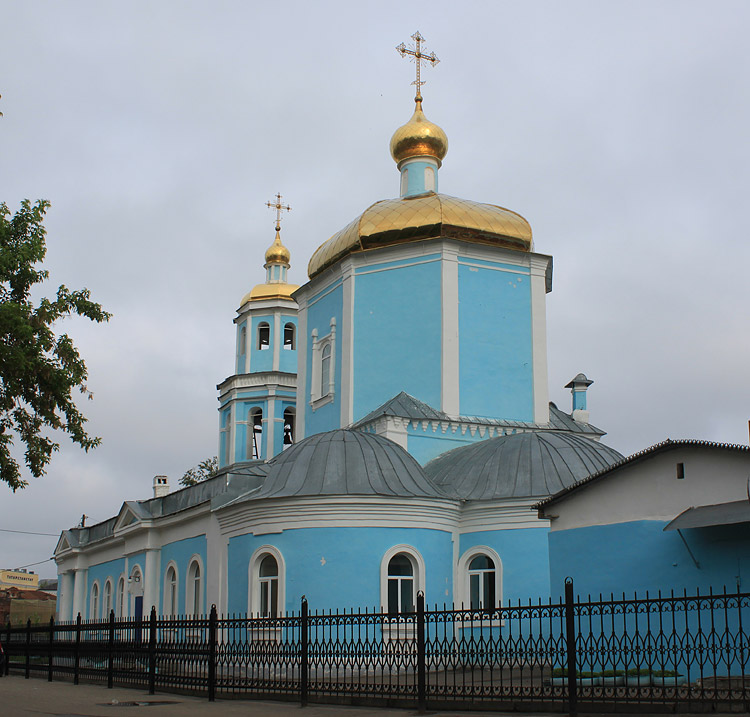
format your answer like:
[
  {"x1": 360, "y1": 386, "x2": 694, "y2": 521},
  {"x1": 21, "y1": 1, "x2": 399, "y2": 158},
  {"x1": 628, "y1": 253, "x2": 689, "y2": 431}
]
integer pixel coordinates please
[
  {"x1": 72, "y1": 568, "x2": 87, "y2": 619},
  {"x1": 340, "y1": 260, "x2": 355, "y2": 427},
  {"x1": 265, "y1": 395, "x2": 276, "y2": 459},
  {"x1": 441, "y1": 246, "x2": 460, "y2": 415},
  {"x1": 143, "y1": 548, "x2": 160, "y2": 614},
  {"x1": 530, "y1": 255, "x2": 551, "y2": 424},
  {"x1": 296, "y1": 295, "x2": 308, "y2": 439},
  {"x1": 272, "y1": 311, "x2": 281, "y2": 372}
]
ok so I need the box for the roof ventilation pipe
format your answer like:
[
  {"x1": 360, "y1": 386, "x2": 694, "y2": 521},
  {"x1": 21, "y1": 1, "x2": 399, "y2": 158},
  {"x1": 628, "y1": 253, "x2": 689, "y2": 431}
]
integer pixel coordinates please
[{"x1": 565, "y1": 373, "x2": 594, "y2": 425}]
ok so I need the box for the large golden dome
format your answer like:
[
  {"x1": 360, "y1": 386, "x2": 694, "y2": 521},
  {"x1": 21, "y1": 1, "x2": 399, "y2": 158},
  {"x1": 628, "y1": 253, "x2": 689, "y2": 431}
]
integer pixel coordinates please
[
  {"x1": 390, "y1": 100, "x2": 448, "y2": 165},
  {"x1": 307, "y1": 193, "x2": 532, "y2": 278}
]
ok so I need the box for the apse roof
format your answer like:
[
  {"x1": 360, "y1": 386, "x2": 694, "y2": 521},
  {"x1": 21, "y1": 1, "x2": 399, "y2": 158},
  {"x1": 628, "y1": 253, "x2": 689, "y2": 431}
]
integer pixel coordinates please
[
  {"x1": 245, "y1": 429, "x2": 447, "y2": 500},
  {"x1": 424, "y1": 431, "x2": 624, "y2": 500},
  {"x1": 353, "y1": 392, "x2": 605, "y2": 436}
]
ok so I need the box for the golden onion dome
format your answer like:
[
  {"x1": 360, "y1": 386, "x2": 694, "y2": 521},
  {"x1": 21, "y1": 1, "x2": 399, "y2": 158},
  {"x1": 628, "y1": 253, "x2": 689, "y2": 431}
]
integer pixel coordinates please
[
  {"x1": 240, "y1": 282, "x2": 299, "y2": 306},
  {"x1": 390, "y1": 100, "x2": 448, "y2": 165},
  {"x1": 307, "y1": 193, "x2": 532, "y2": 279},
  {"x1": 264, "y1": 231, "x2": 291, "y2": 266}
]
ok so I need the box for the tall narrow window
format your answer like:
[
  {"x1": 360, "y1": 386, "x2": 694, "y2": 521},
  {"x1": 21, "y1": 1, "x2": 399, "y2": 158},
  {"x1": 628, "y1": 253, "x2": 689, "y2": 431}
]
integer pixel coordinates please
[
  {"x1": 387, "y1": 554, "x2": 414, "y2": 615},
  {"x1": 259, "y1": 555, "x2": 279, "y2": 618},
  {"x1": 257, "y1": 322, "x2": 270, "y2": 350},
  {"x1": 321, "y1": 343, "x2": 331, "y2": 397},
  {"x1": 164, "y1": 565, "x2": 178, "y2": 616},
  {"x1": 103, "y1": 580, "x2": 113, "y2": 618},
  {"x1": 117, "y1": 577, "x2": 126, "y2": 617},
  {"x1": 250, "y1": 408, "x2": 263, "y2": 459},
  {"x1": 283, "y1": 408, "x2": 295, "y2": 446},
  {"x1": 186, "y1": 560, "x2": 202, "y2": 616},
  {"x1": 283, "y1": 323, "x2": 295, "y2": 350},
  {"x1": 424, "y1": 166, "x2": 435, "y2": 191},
  {"x1": 90, "y1": 582, "x2": 100, "y2": 620},
  {"x1": 239, "y1": 325, "x2": 247, "y2": 354},
  {"x1": 468, "y1": 555, "x2": 496, "y2": 609},
  {"x1": 222, "y1": 408, "x2": 232, "y2": 465}
]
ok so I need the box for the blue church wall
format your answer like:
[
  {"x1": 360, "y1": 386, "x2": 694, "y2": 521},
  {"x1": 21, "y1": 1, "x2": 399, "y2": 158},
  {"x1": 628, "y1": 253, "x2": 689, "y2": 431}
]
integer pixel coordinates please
[
  {"x1": 457, "y1": 260, "x2": 533, "y2": 421},
  {"x1": 160, "y1": 535, "x2": 207, "y2": 615},
  {"x1": 236, "y1": 320, "x2": 247, "y2": 374},
  {"x1": 84, "y1": 558, "x2": 126, "y2": 619},
  {"x1": 353, "y1": 259, "x2": 442, "y2": 422},
  {"x1": 227, "y1": 526, "x2": 454, "y2": 614},
  {"x1": 548, "y1": 521, "x2": 750, "y2": 599},
  {"x1": 304, "y1": 280, "x2": 343, "y2": 435},
  {"x1": 460, "y1": 528, "x2": 550, "y2": 604},
  {"x1": 279, "y1": 314, "x2": 297, "y2": 374},
  {"x1": 249, "y1": 315, "x2": 273, "y2": 372}
]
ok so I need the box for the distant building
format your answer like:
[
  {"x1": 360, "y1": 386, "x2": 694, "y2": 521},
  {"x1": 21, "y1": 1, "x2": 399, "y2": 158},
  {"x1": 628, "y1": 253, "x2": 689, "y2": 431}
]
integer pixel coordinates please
[
  {"x1": 0, "y1": 587, "x2": 56, "y2": 626},
  {"x1": 0, "y1": 569, "x2": 39, "y2": 590}
]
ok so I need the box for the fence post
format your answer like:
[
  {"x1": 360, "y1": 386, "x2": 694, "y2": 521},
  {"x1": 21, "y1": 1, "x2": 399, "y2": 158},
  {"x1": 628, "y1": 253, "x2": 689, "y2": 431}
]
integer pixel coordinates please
[
  {"x1": 107, "y1": 609, "x2": 115, "y2": 689},
  {"x1": 73, "y1": 613, "x2": 81, "y2": 685},
  {"x1": 416, "y1": 591, "x2": 426, "y2": 714},
  {"x1": 300, "y1": 597, "x2": 308, "y2": 707},
  {"x1": 24, "y1": 618, "x2": 31, "y2": 679},
  {"x1": 4, "y1": 621, "x2": 10, "y2": 675},
  {"x1": 564, "y1": 578, "x2": 578, "y2": 717},
  {"x1": 48, "y1": 615, "x2": 55, "y2": 682},
  {"x1": 148, "y1": 606, "x2": 157, "y2": 695},
  {"x1": 207, "y1": 605, "x2": 217, "y2": 702}
]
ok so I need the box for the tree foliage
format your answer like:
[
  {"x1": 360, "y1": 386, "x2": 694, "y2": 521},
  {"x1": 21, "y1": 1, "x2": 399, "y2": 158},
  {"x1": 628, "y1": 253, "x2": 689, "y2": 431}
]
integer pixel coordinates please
[
  {"x1": 180, "y1": 456, "x2": 219, "y2": 487},
  {"x1": 0, "y1": 200, "x2": 111, "y2": 490}
]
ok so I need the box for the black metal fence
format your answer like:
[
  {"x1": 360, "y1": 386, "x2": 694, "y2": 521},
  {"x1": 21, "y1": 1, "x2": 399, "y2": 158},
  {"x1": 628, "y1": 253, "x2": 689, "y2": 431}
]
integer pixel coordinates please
[{"x1": 4, "y1": 581, "x2": 750, "y2": 713}]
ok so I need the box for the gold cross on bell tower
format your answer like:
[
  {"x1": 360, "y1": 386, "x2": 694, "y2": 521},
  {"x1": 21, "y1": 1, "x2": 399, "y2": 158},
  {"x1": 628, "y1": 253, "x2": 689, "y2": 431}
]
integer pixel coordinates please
[
  {"x1": 265, "y1": 193, "x2": 291, "y2": 231},
  {"x1": 396, "y1": 31, "x2": 440, "y2": 102}
]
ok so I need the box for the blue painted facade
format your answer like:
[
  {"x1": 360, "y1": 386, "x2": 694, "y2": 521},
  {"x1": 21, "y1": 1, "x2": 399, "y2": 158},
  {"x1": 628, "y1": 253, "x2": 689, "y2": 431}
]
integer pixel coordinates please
[
  {"x1": 249, "y1": 315, "x2": 274, "y2": 372},
  {"x1": 352, "y1": 259, "x2": 442, "y2": 422},
  {"x1": 458, "y1": 259, "x2": 533, "y2": 420},
  {"x1": 400, "y1": 159, "x2": 439, "y2": 197},
  {"x1": 279, "y1": 315, "x2": 297, "y2": 374},
  {"x1": 548, "y1": 520, "x2": 750, "y2": 598},
  {"x1": 160, "y1": 535, "x2": 207, "y2": 615},
  {"x1": 83, "y1": 557, "x2": 126, "y2": 620}
]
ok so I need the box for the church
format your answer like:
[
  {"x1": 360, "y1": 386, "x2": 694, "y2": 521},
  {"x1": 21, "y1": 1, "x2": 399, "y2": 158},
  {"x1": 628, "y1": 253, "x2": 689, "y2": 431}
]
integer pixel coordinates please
[{"x1": 53, "y1": 34, "x2": 750, "y2": 623}]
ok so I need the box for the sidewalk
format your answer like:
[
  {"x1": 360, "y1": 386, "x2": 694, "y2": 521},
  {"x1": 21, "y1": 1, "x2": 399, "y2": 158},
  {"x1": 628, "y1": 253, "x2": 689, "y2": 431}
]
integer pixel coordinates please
[{"x1": 0, "y1": 675, "x2": 507, "y2": 717}]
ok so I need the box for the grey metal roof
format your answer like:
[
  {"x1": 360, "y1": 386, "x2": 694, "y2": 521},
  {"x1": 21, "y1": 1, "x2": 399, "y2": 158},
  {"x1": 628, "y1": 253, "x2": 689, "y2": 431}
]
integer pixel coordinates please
[
  {"x1": 425, "y1": 431, "x2": 624, "y2": 500},
  {"x1": 353, "y1": 392, "x2": 604, "y2": 436},
  {"x1": 536, "y1": 439, "x2": 750, "y2": 510},
  {"x1": 664, "y1": 500, "x2": 750, "y2": 531},
  {"x1": 247, "y1": 429, "x2": 448, "y2": 500}
]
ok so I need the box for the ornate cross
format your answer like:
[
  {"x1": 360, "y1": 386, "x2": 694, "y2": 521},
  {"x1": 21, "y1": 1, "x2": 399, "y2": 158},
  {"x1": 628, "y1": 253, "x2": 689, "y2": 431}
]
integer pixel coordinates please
[
  {"x1": 396, "y1": 31, "x2": 440, "y2": 101},
  {"x1": 265, "y1": 193, "x2": 291, "y2": 231}
]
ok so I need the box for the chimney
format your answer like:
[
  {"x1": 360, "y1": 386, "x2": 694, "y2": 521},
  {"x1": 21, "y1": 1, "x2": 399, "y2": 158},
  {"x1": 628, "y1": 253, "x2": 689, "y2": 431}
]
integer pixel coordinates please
[
  {"x1": 153, "y1": 475, "x2": 169, "y2": 498},
  {"x1": 565, "y1": 373, "x2": 593, "y2": 424}
]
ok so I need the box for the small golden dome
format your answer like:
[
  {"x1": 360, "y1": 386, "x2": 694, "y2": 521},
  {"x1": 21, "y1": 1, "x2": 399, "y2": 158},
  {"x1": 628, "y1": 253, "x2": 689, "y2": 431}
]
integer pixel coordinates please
[
  {"x1": 264, "y1": 231, "x2": 291, "y2": 266},
  {"x1": 390, "y1": 100, "x2": 448, "y2": 166},
  {"x1": 240, "y1": 282, "x2": 299, "y2": 306}
]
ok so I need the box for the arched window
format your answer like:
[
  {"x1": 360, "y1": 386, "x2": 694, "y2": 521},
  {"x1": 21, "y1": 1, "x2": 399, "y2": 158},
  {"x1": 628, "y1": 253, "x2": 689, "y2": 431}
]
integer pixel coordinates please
[
  {"x1": 387, "y1": 554, "x2": 414, "y2": 615},
  {"x1": 129, "y1": 565, "x2": 144, "y2": 620},
  {"x1": 103, "y1": 579, "x2": 113, "y2": 618},
  {"x1": 249, "y1": 546, "x2": 285, "y2": 618},
  {"x1": 90, "y1": 582, "x2": 100, "y2": 620},
  {"x1": 257, "y1": 322, "x2": 270, "y2": 350},
  {"x1": 239, "y1": 325, "x2": 247, "y2": 354},
  {"x1": 458, "y1": 547, "x2": 502, "y2": 610},
  {"x1": 283, "y1": 323, "x2": 295, "y2": 350},
  {"x1": 117, "y1": 577, "x2": 126, "y2": 617},
  {"x1": 468, "y1": 555, "x2": 495, "y2": 609},
  {"x1": 259, "y1": 555, "x2": 279, "y2": 618},
  {"x1": 249, "y1": 407, "x2": 263, "y2": 459},
  {"x1": 283, "y1": 407, "x2": 295, "y2": 446},
  {"x1": 424, "y1": 166, "x2": 435, "y2": 191},
  {"x1": 320, "y1": 343, "x2": 331, "y2": 396},
  {"x1": 186, "y1": 558, "x2": 203, "y2": 616},
  {"x1": 221, "y1": 407, "x2": 232, "y2": 465},
  {"x1": 164, "y1": 564, "x2": 178, "y2": 616}
]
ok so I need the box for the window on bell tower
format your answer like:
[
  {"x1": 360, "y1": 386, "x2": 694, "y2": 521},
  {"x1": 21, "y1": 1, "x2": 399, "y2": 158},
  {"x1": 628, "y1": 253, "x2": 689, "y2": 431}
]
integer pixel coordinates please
[{"x1": 257, "y1": 322, "x2": 270, "y2": 350}]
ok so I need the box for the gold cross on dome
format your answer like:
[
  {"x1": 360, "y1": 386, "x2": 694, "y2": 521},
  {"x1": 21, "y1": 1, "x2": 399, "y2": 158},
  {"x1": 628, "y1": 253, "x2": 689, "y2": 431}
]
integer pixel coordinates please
[
  {"x1": 396, "y1": 31, "x2": 440, "y2": 101},
  {"x1": 265, "y1": 193, "x2": 291, "y2": 231}
]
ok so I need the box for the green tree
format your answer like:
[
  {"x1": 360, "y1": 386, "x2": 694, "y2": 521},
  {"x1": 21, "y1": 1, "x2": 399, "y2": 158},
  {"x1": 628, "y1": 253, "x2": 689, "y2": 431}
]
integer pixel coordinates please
[
  {"x1": 0, "y1": 199, "x2": 111, "y2": 490},
  {"x1": 180, "y1": 456, "x2": 219, "y2": 487}
]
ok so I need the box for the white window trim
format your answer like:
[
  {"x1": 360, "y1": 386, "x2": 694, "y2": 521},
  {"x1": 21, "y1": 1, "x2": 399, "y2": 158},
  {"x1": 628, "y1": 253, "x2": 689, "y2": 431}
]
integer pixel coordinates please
[
  {"x1": 456, "y1": 546, "x2": 504, "y2": 628},
  {"x1": 128, "y1": 565, "x2": 144, "y2": 617},
  {"x1": 90, "y1": 580, "x2": 101, "y2": 620},
  {"x1": 116, "y1": 575, "x2": 126, "y2": 617},
  {"x1": 309, "y1": 319, "x2": 336, "y2": 409},
  {"x1": 248, "y1": 545, "x2": 286, "y2": 618},
  {"x1": 379, "y1": 544, "x2": 426, "y2": 614},
  {"x1": 163, "y1": 561, "x2": 179, "y2": 616},
  {"x1": 103, "y1": 578, "x2": 114, "y2": 619},
  {"x1": 185, "y1": 554, "x2": 204, "y2": 616}
]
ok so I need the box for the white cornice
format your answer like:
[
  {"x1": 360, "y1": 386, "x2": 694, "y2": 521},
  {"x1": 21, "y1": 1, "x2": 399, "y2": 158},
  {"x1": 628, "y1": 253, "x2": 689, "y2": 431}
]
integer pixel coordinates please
[
  {"x1": 217, "y1": 372, "x2": 297, "y2": 398},
  {"x1": 460, "y1": 499, "x2": 549, "y2": 532},
  {"x1": 215, "y1": 495, "x2": 462, "y2": 538}
]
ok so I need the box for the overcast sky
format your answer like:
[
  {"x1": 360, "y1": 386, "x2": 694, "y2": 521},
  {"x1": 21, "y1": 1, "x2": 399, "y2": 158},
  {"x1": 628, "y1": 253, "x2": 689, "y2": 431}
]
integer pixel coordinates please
[{"x1": 2, "y1": 1, "x2": 749, "y2": 579}]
